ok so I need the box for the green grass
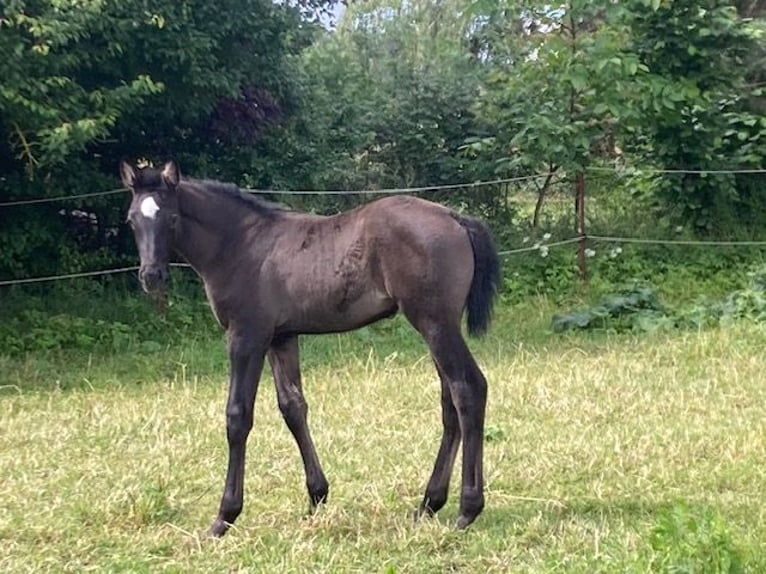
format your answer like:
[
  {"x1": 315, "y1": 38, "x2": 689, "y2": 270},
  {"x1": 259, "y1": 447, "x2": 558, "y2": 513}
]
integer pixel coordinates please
[{"x1": 2, "y1": 301, "x2": 766, "y2": 572}]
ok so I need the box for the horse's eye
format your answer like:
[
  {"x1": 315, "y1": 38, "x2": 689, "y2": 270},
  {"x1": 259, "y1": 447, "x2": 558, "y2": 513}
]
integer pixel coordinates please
[{"x1": 126, "y1": 218, "x2": 135, "y2": 230}]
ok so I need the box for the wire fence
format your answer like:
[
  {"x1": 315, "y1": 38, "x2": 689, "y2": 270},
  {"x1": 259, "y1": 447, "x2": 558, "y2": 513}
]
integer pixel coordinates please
[
  {"x1": 2, "y1": 166, "x2": 765, "y2": 286},
  {"x1": 497, "y1": 237, "x2": 582, "y2": 256},
  {"x1": 588, "y1": 235, "x2": 766, "y2": 247},
  {"x1": 0, "y1": 173, "x2": 556, "y2": 208},
  {"x1": 3, "y1": 234, "x2": 766, "y2": 287},
  {"x1": 2, "y1": 166, "x2": 765, "y2": 208},
  {"x1": 0, "y1": 266, "x2": 140, "y2": 287},
  {"x1": 0, "y1": 188, "x2": 126, "y2": 207},
  {"x1": 586, "y1": 166, "x2": 766, "y2": 175},
  {"x1": 0, "y1": 263, "x2": 192, "y2": 287}
]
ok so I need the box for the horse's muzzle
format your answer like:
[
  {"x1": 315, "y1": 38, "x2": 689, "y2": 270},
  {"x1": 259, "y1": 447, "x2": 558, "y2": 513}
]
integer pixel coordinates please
[{"x1": 139, "y1": 266, "x2": 168, "y2": 293}]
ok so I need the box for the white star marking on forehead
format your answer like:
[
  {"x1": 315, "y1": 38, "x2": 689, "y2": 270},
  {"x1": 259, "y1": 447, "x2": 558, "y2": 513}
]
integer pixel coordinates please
[{"x1": 140, "y1": 196, "x2": 161, "y2": 219}]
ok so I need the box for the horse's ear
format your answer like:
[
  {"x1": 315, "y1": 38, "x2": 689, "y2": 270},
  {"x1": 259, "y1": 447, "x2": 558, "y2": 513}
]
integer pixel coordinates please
[
  {"x1": 120, "y1": 161, "x2": 137, "y2": 190},
  {"x1": 161, "y1": 159, "x2": 181, "y2": 189}
]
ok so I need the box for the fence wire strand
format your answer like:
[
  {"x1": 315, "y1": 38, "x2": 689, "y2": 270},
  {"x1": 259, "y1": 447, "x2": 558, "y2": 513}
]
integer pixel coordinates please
[
  {"x1": 498, "y1": 237, "x2": 582, "y2": 256},
  {"x1": 0, "y1": 262, "x2": 191, "y2": 287},
  {"x1": 244, "y1": 173, "x2": 558, "y2": 196},
  {"x1": 3, "y1": 233, "x2": 766, "y2": 286},
  {"x1": 0, "y1": 173, "x2": 555, "y2": 207},
  {"x1": 2, "y1": 167, "x2": 765, "y2": 207},
  {"x1": 0, "y1": 266, "x2": 139, "y2": 286},
  {"x1": 588, "y1": 235, "x2": 766, "y2": 247},
  {"x1": 586, "y1": 166, "x2": 766, "y2": 175},
  {"x1": 0, "y1": 188, "x2": 126, "y2": 207}
]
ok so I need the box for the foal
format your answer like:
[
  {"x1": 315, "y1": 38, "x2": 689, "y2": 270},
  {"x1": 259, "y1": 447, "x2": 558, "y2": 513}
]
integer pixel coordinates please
[{"x1": 121, "y1": 160, "x2": 500, "y2": 535}]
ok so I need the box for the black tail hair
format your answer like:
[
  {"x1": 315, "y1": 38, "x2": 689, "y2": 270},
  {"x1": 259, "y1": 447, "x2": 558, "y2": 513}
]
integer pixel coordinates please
[{"x1": 453, "y1": 214, "x2": 501, "y2": 337}]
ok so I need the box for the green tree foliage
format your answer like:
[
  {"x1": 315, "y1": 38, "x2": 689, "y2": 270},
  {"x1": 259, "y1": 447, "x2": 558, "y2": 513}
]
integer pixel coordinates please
[
  {"x1": 0, "y1": 0, "x2": 325, "y2": 278},
  {"x1": 270, "y1": 0, "x2": 503, "y2": 214},
  {"x1": 467, "y1": 0, "x2": 765, "y2": 234},
  {"x1": 464, "y1": 1, "x2": 650, "y2": 229},
  {"x1": 627, "y1": 0, "x2": 766, "y2": 233},
  {"x1": 468, "y1": 1, "x2": 644, "y2": 174},
  {"x1": 0, "y1": 1, "x2": 162, "y2": 170}
]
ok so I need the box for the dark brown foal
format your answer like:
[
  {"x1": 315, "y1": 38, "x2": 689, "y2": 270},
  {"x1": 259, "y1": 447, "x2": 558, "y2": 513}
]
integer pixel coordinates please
[{"x1": 121, "y1": 159, "x2": 500, "y2": 535}]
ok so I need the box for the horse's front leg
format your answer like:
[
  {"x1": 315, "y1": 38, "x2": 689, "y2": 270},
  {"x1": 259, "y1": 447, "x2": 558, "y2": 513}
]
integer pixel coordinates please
[{"x1": 208, "y1": 332, "x2": 267, "y2": 537}]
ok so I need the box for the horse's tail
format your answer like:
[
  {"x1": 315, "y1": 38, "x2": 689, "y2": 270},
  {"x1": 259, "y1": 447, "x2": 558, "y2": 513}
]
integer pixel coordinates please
[{"x1": 453, "y1": 213, "x2": 501, "y2": 337}]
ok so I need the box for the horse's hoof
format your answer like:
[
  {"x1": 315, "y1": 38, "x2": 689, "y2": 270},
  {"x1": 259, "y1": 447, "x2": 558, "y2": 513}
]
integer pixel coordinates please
[
  {"x1": 308, "y1": 492, "x2": 328, "y2": 512},
  {"x1": 414, "y1": 502, "x2": 436, "y2": 523},
  {"x1": 456, "y1": 513, "x2": 478, "y2": 530},
  {"x1": 207, "y1": 519, "x2": 229, "y2": 538}
]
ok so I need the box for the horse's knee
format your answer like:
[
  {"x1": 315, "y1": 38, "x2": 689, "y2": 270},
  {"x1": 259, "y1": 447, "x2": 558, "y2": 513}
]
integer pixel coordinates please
[{"x1": 226, "y1": 403, "x2": 252, "y2": 443}]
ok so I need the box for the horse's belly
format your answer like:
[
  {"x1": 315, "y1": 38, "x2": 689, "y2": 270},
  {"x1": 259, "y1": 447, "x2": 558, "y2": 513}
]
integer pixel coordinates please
[
  {"x1": 341, "y1": 289, "x2": 397, "y2": 325},
  {"x1": 291, "y1": 288, "x2": 397, "y2": 333}
]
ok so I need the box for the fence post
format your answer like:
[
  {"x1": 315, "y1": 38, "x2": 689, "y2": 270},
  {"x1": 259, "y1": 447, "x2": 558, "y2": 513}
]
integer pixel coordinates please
[{"x1": 576, "y1": 172, "x2": 588, "y2": 284}]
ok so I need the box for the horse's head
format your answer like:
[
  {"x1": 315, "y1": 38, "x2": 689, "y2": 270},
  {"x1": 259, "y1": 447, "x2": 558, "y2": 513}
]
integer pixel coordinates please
[{"x1": 120, "y1": 160, "x2": 181, "y2": 293}]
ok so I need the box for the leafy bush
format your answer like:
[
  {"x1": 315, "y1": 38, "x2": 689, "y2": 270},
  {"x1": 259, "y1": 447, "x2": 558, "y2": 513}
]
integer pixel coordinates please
[
  {"x1": 552, "y1": 265, "x2": 766, "y2": 333},
  {"x1": 0, "y1": 273, "x2": 217, "y2": 356},
  {"x1": 647, "y1": 503, "x2": 747, "y2": 574},
  {"x1": 552, "y1": 284, "x2": 668, "y2": 333},
  {"x1": 715, "y1": 266, "x2": 766, "y2": 324}
]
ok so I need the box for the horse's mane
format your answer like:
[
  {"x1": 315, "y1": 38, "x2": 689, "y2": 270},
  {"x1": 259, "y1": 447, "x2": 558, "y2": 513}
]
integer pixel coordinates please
[
  {"x1": 186, "y1": 178, "x2": 288, "y2": 218},
  {"x1": 132, "y1": 167, "x2": 289, "y2": 217}
]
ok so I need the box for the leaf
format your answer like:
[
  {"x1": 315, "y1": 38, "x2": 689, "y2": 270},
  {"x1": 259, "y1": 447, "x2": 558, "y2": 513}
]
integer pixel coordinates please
[
  {"x1": 593, "y1": 103, "x2": 609, "y2": 115},
  {"x1": 140, "y1": 341, "x2": 163, "y2": 353},
  {"x1": 569, "y1": 74, "x2": 587, "y2": 92}
]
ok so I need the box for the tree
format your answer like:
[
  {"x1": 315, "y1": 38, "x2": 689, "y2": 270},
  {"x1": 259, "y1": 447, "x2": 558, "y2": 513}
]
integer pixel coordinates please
[
  {"x1": 468, "y1": 1, "x2": 646, "y2": 227},
  {"x1": 466, "y1": 0, "x2": 765, "y2": 234},
  {"x1": 270, "y1": 0, "x2": 499, "y2": 214},
  {"x1": 0, "y1": 0, "x2": 326, "y2": 278},
  {"x1": 627, "y1": 0, "x2": 766, "y2": 233},
  {"x1": 0, "y1": 1, "x2": 162, "y2": 170}
]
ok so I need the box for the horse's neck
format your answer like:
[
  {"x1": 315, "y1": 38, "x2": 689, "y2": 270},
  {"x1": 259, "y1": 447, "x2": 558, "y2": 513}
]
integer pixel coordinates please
[{"x1": 174, "y1": 187, "x2": 250, "y2": 278}]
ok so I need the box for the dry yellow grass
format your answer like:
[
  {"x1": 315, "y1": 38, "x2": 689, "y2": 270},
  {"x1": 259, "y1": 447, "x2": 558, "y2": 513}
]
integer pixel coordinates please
[{"x1": 1, "y1": 308, "x2": 765, "y2": 572}]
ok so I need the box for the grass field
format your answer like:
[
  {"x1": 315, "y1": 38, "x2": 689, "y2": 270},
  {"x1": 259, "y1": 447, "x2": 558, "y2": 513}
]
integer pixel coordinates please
[{"x1": 1, "y1": 300, "x2": 766, "y2": 573}]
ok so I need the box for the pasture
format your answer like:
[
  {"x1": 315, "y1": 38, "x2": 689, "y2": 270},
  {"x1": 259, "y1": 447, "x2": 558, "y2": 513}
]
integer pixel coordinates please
[{"x1": 1, "y1": 300, "x2": 765, "y2": 573}]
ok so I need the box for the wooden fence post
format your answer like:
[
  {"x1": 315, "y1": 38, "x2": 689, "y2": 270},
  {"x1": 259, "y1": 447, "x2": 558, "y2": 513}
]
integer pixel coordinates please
[{"x1": 576, "y1": 172, "x2": 588, "y2": 284}]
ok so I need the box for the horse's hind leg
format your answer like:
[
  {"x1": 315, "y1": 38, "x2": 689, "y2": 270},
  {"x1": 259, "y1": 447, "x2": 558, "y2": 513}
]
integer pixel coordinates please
[
  {"x1": 451, "y1": 346, "x2": 487, "y2": 529},
  {"x1": 268, "y1": 336, "x2": 329, "y2": 511},
  {"x1": 418, "y1": 363, "x2": 461, "y2": 518},
  {"x1": 407, "y1": 312, "x2": 487, "y2": 528}
]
